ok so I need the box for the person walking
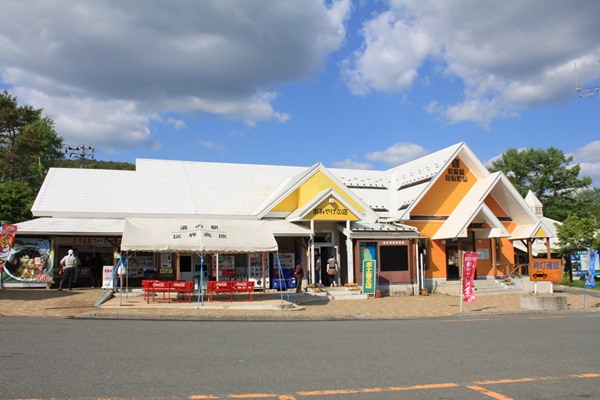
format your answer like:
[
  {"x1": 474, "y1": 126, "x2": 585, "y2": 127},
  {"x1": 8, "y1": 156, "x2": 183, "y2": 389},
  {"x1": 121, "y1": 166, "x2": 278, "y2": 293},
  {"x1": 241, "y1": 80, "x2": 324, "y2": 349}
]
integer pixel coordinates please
[
  {"x1": 294, "y1": 260, "x2": 304, "y2": 293},
  {"x1": 58, "y1": 249, "x2": 80, "y2": 291},
  {"x1": 327, "y1": 255, "x2": 338, "y2": 287}
]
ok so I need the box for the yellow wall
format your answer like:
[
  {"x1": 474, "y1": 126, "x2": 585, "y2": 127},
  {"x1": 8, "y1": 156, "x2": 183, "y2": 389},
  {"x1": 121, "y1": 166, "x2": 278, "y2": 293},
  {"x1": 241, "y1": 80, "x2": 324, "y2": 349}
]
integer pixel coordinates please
[{"x1": 272, "y1": 170, "x2": 365, "y2": 215}]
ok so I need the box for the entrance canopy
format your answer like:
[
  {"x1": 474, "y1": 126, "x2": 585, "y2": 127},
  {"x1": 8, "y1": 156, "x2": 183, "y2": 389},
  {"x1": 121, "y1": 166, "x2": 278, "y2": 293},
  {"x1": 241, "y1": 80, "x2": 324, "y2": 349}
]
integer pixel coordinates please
[{"x1": 121, "y1": 218, "x2": 278, "y2": 253}]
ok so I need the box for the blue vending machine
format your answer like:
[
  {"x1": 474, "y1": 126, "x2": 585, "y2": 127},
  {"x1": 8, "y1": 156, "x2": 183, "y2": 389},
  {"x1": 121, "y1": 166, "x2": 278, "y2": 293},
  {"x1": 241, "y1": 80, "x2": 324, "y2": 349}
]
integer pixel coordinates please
[{"x1": 272, "y1": 252, "x2": 296, "y2": 290}]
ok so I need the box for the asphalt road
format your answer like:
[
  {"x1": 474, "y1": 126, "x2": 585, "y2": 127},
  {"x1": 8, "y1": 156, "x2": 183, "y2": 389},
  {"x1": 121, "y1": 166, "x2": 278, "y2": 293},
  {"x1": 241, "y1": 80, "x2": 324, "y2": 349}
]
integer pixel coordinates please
[{"x1": 1, "y1": 313, "x2": 599, "y2": 400}]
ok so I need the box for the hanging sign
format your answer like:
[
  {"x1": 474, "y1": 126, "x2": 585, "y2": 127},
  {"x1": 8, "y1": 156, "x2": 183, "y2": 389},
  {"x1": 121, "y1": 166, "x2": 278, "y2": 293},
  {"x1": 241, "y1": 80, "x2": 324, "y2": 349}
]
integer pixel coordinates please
[{"x1": 362, "y1": 260, "x2": 376, "y2": 295}]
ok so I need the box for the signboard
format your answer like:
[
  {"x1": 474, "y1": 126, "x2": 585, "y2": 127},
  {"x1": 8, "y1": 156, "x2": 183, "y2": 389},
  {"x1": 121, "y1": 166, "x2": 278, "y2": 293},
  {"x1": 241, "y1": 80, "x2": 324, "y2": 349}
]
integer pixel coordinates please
[
  {"x1": 530, "y1": 258, "x2": 562, "y2": 282},
  {"x1": 102, "y1": 265, "x2": 115, "y2": 289},
  {"x1": 462, "y1": 252, "x2": 478, "y2": 303},
  {"x1": 362, "y1": 260, "x2": 376, "y2": 295}
]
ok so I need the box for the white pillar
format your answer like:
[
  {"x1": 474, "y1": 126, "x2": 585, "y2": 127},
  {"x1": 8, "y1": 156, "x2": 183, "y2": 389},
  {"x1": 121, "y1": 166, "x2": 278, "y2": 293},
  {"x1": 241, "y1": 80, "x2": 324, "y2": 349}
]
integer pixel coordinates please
[
  {"x1": 310, "y1": 220, "x2": 315, "y2": 284},
  {"x1": 346, "y1": 220, "x2": 354, "y2": 284},
  {"x1": 414, "y1": 240, "x2": 420, "y2": 293}
]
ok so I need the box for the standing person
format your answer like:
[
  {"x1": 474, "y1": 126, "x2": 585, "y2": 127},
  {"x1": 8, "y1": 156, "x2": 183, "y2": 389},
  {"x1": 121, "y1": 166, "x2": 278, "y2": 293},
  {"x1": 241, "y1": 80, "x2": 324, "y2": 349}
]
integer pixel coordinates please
[
  {"x1": 327, "y1": 255, "x2": 337, "y2": 287},
  {"x1": 294, "y1": 260, "x2": 304, "y2": 293},
  {"x1": 91, "y1": 253, "x2": 103, "y2": 288},
  {"x1": 58, "y1": 249, "x2": 80, "y2": 291}
]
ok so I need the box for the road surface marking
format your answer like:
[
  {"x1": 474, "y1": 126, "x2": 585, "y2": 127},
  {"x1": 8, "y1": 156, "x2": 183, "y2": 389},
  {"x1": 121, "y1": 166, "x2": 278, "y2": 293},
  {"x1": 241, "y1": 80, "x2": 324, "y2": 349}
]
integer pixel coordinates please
[{"x1": 467, "y1": 385, "x2": 513, "y2": 400}]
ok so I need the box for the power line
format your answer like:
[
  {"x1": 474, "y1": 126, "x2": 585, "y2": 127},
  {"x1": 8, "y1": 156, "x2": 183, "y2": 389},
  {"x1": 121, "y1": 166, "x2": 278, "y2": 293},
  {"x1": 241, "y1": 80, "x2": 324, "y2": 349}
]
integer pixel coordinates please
[{"x1": 64, "y1": 144, "x2": 95, "y2": 168}]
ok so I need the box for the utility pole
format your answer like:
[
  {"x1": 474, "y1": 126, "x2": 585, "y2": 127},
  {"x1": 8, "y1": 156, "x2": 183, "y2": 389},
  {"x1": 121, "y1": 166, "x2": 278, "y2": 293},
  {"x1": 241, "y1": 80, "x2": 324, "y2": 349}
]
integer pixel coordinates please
[{"x1": 64, "y1": 144, "x2": 95, "y2": 168}]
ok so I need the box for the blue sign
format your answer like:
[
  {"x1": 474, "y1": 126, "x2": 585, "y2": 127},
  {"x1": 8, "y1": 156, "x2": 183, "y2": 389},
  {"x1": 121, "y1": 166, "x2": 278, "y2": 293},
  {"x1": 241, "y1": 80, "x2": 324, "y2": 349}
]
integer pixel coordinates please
[{"x1": 586, "y1": 250, "x2": 597, "y2": 288}]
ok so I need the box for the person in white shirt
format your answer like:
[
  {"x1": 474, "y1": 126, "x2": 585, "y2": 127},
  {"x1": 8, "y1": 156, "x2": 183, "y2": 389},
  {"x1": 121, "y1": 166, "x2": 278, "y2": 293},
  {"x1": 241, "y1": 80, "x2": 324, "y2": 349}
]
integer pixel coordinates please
[{"x1": 58, "y1": 249, "x2": 80, "y2": 291}]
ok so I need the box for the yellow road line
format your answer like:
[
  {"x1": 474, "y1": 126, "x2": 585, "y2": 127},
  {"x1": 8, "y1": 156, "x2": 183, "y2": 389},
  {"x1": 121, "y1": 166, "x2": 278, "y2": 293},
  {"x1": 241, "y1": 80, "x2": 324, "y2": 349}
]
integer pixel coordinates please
[
  {"x1": 467, "y1": 385, "x2": 513, "y2": 400},
  {"x1": 474, "y1": 373, "x2": 600, "y2": 385},
  {"x1": 189, "y1": 372, "x2": 599, "y2": 399}
]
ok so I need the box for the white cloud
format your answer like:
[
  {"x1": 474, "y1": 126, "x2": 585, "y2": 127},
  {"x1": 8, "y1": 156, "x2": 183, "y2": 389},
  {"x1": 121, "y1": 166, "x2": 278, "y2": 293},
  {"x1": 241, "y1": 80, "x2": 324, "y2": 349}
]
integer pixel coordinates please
[
  {"x1": 344, "y1": 0, "x2": 600, "y2": 127},
  {"x1": 0, "y1": 0, "x2": 350, "y2": 150},
  {"x1": 573, "y1": 141, "x2": 600, "y2": 187},
  {"x1": 199, "y1": 140, "x2": 224, "y2": 151},
  {"x1": 365, "y1": 142, "x2": 428, "y2": 165}
]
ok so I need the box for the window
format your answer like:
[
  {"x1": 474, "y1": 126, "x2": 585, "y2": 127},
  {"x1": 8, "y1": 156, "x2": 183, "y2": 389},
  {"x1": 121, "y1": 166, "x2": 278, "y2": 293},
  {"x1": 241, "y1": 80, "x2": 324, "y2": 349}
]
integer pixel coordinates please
[{"x1": 380, "y1": 246, "x2": 409, "y2": 272}]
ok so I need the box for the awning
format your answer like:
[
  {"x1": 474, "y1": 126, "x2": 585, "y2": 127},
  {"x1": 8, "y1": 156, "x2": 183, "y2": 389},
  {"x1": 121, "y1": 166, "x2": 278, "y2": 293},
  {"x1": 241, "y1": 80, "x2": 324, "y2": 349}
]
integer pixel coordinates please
[
  {"x1": 266, "y1": 220, "x2": 312, "y2": 237},
  {"x1": 15, "y1": 217, "x2": 125, "y2": 235},
  {"x1": 121, "y1": 218, "x2": 278, "y2": 253}
]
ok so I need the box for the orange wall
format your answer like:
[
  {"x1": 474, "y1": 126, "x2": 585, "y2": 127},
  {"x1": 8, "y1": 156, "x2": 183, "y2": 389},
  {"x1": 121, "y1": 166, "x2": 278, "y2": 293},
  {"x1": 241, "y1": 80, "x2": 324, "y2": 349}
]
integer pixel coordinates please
[{"x1": 411, "y1": 159, "x2": 476, "y2": 216}]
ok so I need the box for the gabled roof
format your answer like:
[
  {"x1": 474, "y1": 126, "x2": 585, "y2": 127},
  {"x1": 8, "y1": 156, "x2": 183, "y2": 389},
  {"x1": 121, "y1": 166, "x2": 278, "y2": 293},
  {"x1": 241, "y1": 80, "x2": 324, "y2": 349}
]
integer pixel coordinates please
[
  {"x1": 432, "y1": 172, "x2": 543, "y2": 240},
  {"x1": 256, "y1": 163, "x2": 378, "y2": 223},
  {"x1": 433, "y1": 174, "x2": 510, "y2": 239},
  {"x1": 285, "y1": 188, "x2": 363, "y2": 222},
  {"x1": 392, "y1": 142, "x2": 491, "y2": 221}
]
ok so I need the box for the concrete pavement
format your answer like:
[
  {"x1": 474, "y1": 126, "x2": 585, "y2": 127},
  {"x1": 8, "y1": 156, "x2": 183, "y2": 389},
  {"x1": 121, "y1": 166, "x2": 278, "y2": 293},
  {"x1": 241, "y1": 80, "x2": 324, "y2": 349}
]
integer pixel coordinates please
[{"x1": 1, "y1": 286, "x2": 599, "y2": 321}]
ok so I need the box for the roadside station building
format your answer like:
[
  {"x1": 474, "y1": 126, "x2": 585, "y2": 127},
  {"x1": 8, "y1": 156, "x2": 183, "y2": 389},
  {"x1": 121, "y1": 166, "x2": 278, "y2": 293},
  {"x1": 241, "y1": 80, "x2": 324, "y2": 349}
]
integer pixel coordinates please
[{"x1": 7, "y1": 142, "x2": 556, "y2": 294}]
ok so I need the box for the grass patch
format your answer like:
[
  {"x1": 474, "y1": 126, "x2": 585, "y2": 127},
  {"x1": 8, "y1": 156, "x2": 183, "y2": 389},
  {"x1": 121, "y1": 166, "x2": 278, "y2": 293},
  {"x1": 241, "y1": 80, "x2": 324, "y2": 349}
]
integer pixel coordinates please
[{"x1": 560, "y1": 275, "x2": 599, "y2": 290}]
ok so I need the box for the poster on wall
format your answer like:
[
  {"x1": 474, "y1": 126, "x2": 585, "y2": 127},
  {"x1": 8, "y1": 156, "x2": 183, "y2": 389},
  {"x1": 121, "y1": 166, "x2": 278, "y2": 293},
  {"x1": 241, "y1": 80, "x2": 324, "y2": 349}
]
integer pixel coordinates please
[
  {"x1": 2, "y1": 235, "x2": 54, "y2": 285},
  {"x1": 0, "y1": 224, "x2": 18, "y2": 282}
]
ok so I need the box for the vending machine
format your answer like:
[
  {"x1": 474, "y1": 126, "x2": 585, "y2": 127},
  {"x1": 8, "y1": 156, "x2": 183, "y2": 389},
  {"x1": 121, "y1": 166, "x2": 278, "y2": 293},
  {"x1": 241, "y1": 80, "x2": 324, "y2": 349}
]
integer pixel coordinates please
[
  {"x1": 212, "y1": 255, "x2": 236, "y2": 281},
  {"x1": 248, "y1": 252, "x2": 269, "y2": 288},
  {"x1": 272, "y1": 252, "x2": 296, "y2": 289}
]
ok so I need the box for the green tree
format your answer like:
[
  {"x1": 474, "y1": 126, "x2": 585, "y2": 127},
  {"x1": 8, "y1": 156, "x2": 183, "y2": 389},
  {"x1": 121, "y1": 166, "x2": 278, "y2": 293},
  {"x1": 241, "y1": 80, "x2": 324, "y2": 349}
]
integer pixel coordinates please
[
  {"x1": 0, "y1": 181, "x2": 34, "y2": 224},
  {"x1": 0, "y1": 90, "x2": 64, "y2": 223},
  {"x1": 489, "y1": 147, "x2": 592, "y2": 221},
  {"x1": 0, "y1": 90, "x2": 64, "y2": 187}
]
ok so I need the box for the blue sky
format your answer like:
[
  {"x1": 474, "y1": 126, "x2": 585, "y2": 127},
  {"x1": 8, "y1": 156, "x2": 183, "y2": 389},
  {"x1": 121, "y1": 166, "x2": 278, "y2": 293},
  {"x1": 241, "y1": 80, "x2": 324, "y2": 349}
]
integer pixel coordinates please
[{"x1": 1, "y1": 1, "x2": 599, "y2": 187}]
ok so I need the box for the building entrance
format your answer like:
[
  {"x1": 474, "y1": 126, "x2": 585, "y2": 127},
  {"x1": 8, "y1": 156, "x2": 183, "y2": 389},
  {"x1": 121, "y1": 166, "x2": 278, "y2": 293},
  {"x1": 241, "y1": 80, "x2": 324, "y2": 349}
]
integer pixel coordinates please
[
  {"x1": 446, "y1": 242, "x2": 460, "y2": 281},
  {"x1": 314, "y1": 245, "x2": 336, "y2": 286}
]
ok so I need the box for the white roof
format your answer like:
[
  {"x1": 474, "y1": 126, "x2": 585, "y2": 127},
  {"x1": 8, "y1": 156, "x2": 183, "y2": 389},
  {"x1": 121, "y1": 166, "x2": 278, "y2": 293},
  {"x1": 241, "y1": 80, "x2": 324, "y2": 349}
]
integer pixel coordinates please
[
  {"x1": 16, "y1": 217, "x2": 124, "y2": 235},
  {"x1": 29, "y1": 142, "x2": 549, "y2": 242}
]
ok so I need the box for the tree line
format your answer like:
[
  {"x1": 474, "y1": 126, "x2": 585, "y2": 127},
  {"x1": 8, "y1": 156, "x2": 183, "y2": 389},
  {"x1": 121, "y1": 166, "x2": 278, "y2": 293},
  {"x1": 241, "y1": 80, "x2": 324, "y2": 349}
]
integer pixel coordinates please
[{"x1": 1, "y1": 89, "x2": 598, "y2": 255}]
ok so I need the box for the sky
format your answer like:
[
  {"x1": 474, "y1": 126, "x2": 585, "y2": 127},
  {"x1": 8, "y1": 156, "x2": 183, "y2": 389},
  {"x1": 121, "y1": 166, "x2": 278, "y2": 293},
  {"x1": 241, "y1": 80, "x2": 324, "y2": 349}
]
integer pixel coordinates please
[{"x1": 1, "y1": 0, "x2": 600, "y2": 188}]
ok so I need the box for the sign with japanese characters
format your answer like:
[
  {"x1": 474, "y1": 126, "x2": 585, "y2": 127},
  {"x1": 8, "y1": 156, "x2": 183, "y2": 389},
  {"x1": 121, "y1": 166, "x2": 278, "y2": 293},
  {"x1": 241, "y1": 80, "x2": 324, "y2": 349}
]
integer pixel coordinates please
[
  {"x1": 362, "y1": 260, "x2": 376, "y2": 295},
  {"x1": 462, "y1": 252, "x2": 478, "y2": 303},
  {"x1": 530, "y1": 258, "x2": 562, "y2": 282}
]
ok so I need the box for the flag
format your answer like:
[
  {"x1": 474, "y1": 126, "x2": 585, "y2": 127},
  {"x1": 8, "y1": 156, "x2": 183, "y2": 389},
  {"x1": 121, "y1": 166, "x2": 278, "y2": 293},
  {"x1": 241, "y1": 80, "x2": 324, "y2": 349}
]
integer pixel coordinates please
[
  {"x1": 462, "y1": 251, "x2": 478, "y2": 302},
  {"x1": 0, "y1": 224, "x2": 19, "y2": 274},
  {"x1": 587, "y1": 250, "x2": 597, "y2": 289}
]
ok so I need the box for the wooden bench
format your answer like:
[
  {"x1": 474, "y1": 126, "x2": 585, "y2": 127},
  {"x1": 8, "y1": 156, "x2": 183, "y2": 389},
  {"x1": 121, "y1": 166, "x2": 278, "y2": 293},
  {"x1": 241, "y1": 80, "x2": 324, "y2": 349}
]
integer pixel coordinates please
[
  {"x1": 208, "y1": 281, "x2": 234, "y2": 302},
  {"x1": 232, "y1": 281, "x2": 255, "y2": 302}
]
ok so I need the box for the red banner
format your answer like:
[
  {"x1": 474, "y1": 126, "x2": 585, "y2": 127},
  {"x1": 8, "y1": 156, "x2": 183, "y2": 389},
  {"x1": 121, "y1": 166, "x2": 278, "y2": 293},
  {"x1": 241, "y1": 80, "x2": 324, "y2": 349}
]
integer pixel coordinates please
[
  {"x1": 0, "y1": 224, "x2": 19, "y2": 274},
  {"x1": 462, "y1": 251, "x2": 478, "y2": 303}
]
